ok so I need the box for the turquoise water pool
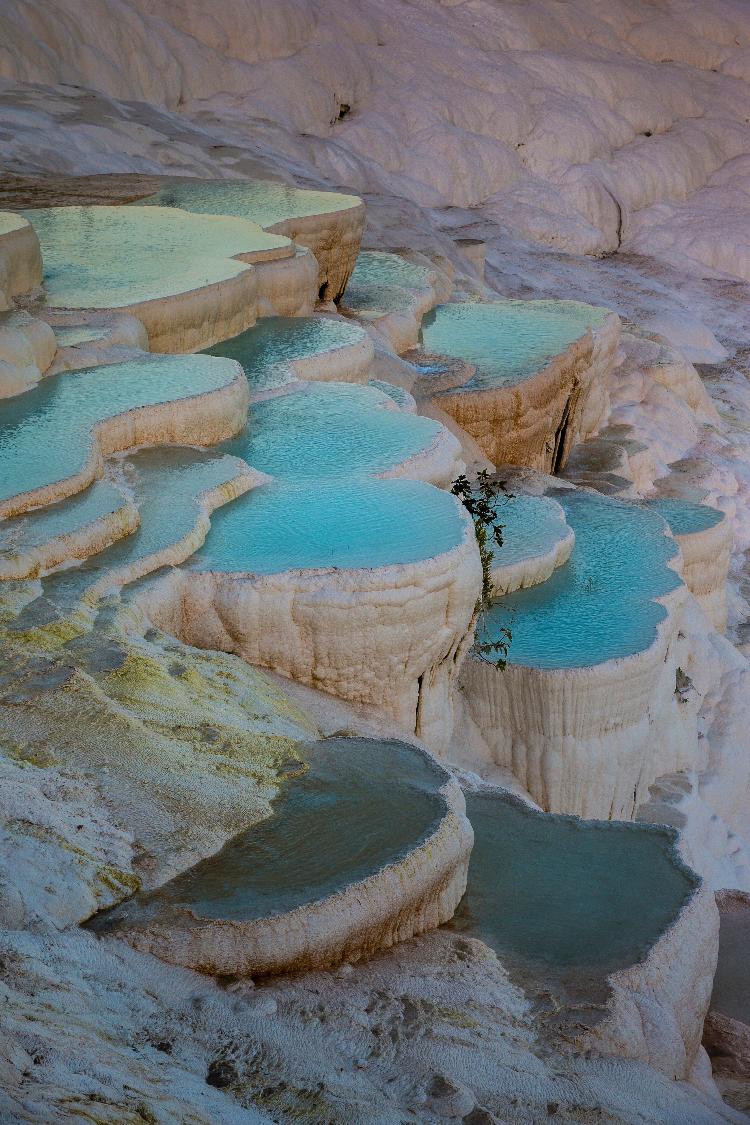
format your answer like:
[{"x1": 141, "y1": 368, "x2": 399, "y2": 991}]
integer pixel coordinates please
[
  {"x1": 204, "y1": 316, "x2": 366, "y2": 393},
  {"x1": 16, "y1": 448, "x2": 248, "y2": 621},
  {"x1": 91, "y1": 737, "x2": 447, "y2": 927},
  {"x1": 421, "y1": 301, "x2": 608, "y2": 392},
  {"x1": 489, "y1": 493, "x2": 571, "y2": 569},
  {"x1": 24, "y1": 206, "x2": 288, "y2": 308},
  {"x1": 481, "y1": 491, "x2": 681, "y2": 668},
  {"x1": 0, "y1": 354, "x2": 241, "y2": 506},
  {"x1": 191, "y1": 478, "x2": 466, "y2": 574},
  {"x1": 344, "y1": 251, "x2": 431, "y2": 314},
  {"x1": 222, "y1": 382, "x2": 441, "y2": 480},
  {"x1": 453, "y1": 790, "x2": 697, "y2": 970},
  {"x1": 0, "y1": 480, "x2": 126, "y2": 563},
  {"x1": 644, "y1": 497, "x2": 724, "y2": 537},
  {"x1": 131, "y1": 179, "x2": 360, "y2": 228}
]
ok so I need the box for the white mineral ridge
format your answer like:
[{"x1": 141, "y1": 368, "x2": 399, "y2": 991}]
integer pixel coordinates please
[{"x1": 6, "y1": 2, "x2": 750, "y2": 281}]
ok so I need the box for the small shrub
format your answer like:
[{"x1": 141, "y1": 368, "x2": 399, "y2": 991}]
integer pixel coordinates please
[{"x1": 451, "y1": 471, "x2": 512, "y2": 668}]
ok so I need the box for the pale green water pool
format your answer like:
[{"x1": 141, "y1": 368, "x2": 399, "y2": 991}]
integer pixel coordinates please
[
  {"x1": 131, "y1": 179, "x2": 361, "y2": 228},
  {"x1": 24, "y1": 206, "x2": 289, "y2": 308}
]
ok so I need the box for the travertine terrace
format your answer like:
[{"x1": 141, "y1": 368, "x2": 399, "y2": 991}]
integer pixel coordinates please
[{"x1": 131, "y1": 178, "x2": 365, "y2": 302}]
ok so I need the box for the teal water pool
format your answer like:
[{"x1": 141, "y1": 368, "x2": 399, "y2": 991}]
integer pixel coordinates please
[
  {"x1": 421, "y1": 301, "x2": 608, "y2": 392},
  {"x1": 131, "y1": 179, "x2": 361, "y2": 229},
  {"x1": 344, "y1": 251, "x2": 431, "y2": 314},
  {"x1": 90, "y1": 737, "x2": 447, "y2": 928},
  {"x1": 0, "y1": 354, "x2": 241, "y2": 507},
  {"x1": 221, "y1": 382, "x2": 442, "y2": 480},
  {"x1": 489, "y1": 493, "x2": 572, "y2": 569},
  {"x1": 191, "y1": 478, "x2": 466, "y2": 575},
  {"x1": 452, "y1": 790, "x2": 697, "y2": 971},
  {"x1": 12, "y1": 448, "x2": 249, "y2": 628},
  {"x1": 0, "y1": 480, "x2": 127, "y2": 562},
  {"x1": 644, "y1": 497, "x2": 724, "y2": 537},
  {"x1": 204, "y1": 316, "x2": 366, "y2": 393},
  {"x1": 24, "y1": 206, "x2": 289, "y2": 309},
  {"x1": 481, "y1": 491, "x2": 681, "y2": 668}
]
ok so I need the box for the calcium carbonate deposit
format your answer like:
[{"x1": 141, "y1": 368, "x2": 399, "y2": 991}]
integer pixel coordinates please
[{"x1": 3, "y1": 3, "x2": 750, "y2": 1123}]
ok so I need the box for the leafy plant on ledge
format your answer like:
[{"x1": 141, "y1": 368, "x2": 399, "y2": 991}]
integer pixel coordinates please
[{"x1": 451, "y1": 470, "x2": 512, "y2": 668}]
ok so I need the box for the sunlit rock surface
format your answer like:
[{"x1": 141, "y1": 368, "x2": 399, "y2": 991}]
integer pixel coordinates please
[
  {"x1": 0, "y1": 309, "x2": 55, "y2": 397},
  {"x1": 23, "y1": 205, "x2": 302, "y2": 351},
  {"x1": 90, "y1": 737, "x2": 472, "y2": 976},
  {"x1": 420, "y1": 301, "x2": 620, "y2": 471},
  {"x1": 0, "y1": 211, "x2": 41, "y2": 310}
]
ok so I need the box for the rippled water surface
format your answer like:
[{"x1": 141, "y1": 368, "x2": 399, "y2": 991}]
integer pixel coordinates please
[
  {"x1": 421, "y1": 301, "x2": 608, "y2": 391},
  {"x1": 344, "y1": 251, "x2": 430, "y2": 313},
  {"x1": 205, "y1": 316, "x2": 365, "y2": 392},
  {"x1": 132, "y1": 180, "x2": 360, "y2": 227},
  {"x1": 644, "y1": 497, "x2": 724, "y2": 536},
  {"x1": 192, "y1": 478, "x2": 465, "y2": 573},
  {"x1": 0, "y1": 355, "x2": 239, "y2": 504},
  {"x1": 223, "y1": 382, "x2": 440, "y2": 479},
  {"x1": 24, "y1": 206, "x2": 288, "y2": 307},
  {"x1": 482, "y1": 491, "x2": 681, "y2": 668}
]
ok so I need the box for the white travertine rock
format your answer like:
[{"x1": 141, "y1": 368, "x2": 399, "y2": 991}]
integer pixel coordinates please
[
  {"x1": 589, "y1": 881, "x2": 720, "y2": 1082},
  {"x1": 460, "y1": 583, "x2": 692, "y2": 820},
  {"x1": 666, "y1": 509, "x2": 732, "y2": 633},
  {"x1": 44, "y1": 310, "x2": 149, "y2": 373},
  {"x1": 135, "y1": 498, "x2": 481, "y2": 755},
  {"x1": 0, "y1": 212, "x2": 42, "y2": 310},
  {"x1": 0, "y1": 310, "x2": 56, "y2": 397},
  {"x1": 0, "y1": 481, "x2": 139, "y2": 581}
]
